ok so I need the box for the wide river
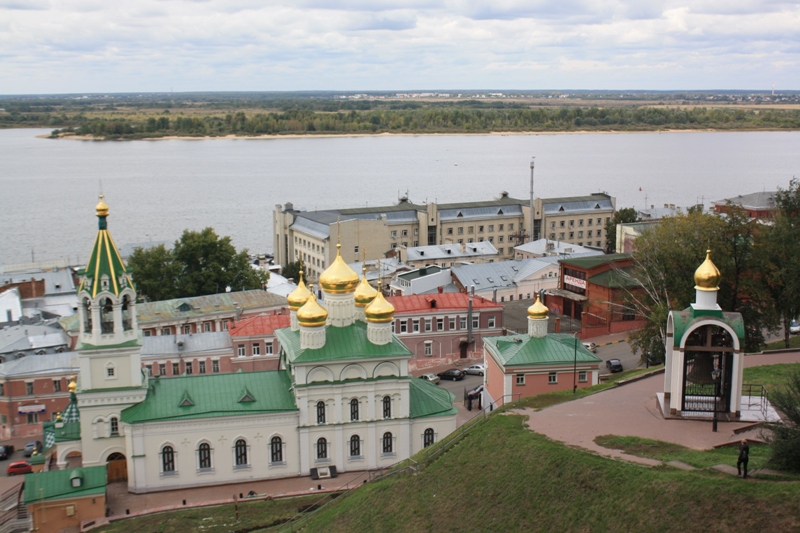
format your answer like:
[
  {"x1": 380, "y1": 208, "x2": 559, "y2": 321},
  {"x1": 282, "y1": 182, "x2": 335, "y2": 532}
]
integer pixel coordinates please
[{"x1": 1, "y1": 128, "x2": 798, "y2": 267}]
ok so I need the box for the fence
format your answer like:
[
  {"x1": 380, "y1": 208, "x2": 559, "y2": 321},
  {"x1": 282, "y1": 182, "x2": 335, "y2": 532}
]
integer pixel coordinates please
[{"x1": 742, "y1": 383, "x2": 770, "y2": 421}]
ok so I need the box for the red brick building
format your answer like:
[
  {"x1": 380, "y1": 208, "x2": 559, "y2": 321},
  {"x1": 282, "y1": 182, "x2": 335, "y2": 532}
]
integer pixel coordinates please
[
  {"x1": 712, "y1": 191, "x2": 776, "y2": 221},
  {"x1": 228, "y1": 314, "x2": 291, "y2": 371}
]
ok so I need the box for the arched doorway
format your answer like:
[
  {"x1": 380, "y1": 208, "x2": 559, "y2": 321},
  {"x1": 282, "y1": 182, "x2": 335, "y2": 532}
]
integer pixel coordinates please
[
  {"x1": 107, "y1": 452, "x2": 127, "y2": 482},
  {"x1": 459, "y1": 340, "x2": 468, "y2": 359},
  {"x1": 681, "y1": 325, "x2": 734, "y2": 414}
]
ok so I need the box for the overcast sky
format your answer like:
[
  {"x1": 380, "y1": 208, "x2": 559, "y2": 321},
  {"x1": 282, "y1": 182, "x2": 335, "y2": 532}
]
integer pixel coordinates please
[{"x1": 1, "y1": 0, "x2": 798, "y2": 94}]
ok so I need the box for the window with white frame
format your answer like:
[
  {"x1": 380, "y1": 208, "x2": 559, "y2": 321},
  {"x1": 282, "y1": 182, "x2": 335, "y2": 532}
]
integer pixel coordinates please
[
  {"x1": 579, "y1": 371, "x2": 587, "y2": 383},
  {"x1": 316, "y1": 437, "x2": 328, "y2": 460},
  {"x1": 399, "y1": 320, "x2": 407, "y2": 333},
  {"x1": 27, "y1": 413, "x2": 38, "y2": 424},
  {"x1": 424, "y1": 341, "x2": 433, "y2": 356},
  {"x1": 460, "y1": 317, "x2": 467, "y2": 329},
  {"x1": 488, "y1": 316, "x2": 496, "y2": 328},
  {"x1": 183, "y1": 324, "x2": 191, "y2": 334},
  {"x1": 161, "y1": 327, "x2": 172, "y2": 335},
  {"x1": 449, "y1": 317, "x2": 456, "y2": 329},
  {"x1": 203, "y1": 322, "x2": 212, "y2": 332},
  {"x1": 412, "y1": 319, "x2": 420, "y2": 332},
  {"x1": 53, "y1": 380, "x2": 62, "y2": 392},
  {"x1": 548, "y1": 372, "x2": 558, "y2": 384},
  {"x1": 106, "y1": 364, "x2": 116, "y2": 378},
  {"x1": 316, "y1": 401, "x2": 326, "y2": 424},
  {"x1": 199, "y1": 361, "x2": 206, "y2": 374},
  {"x1": 234, "y1": 439, "x2": 248, "y2": 467},
  {"x1": 185, "y1": 361, "x2": 193, "y2": 375},
  {"x1": 472, "y1": 317, "x2": 479, "y2": 328},
  {"x1": 161, "y1": 445, "x2": 176, "y2": 473},
  {"x1": 425, "y1": 319, "x2": 432, "y2": 332},
  {"x1": 382, "y1": 432, "x2": 394, "y2": 454},
  {"x1": 516, "y1": 374, "x2": 525, "y2": 386},
  {"x1": 252, "y1": 343, "x2": 260, "y2": 356},
  {"x1": 237, "y1": 345, "x2": 245, "y2": 357},
  {"x1": 265, "y1": 342, "x2": 273, "y2": 354},
  {"x1": 270, "y1": 436, "x2": 283, "y2": 463},
  {"x1": 198, "y1": 442, "x2": 212, "y2": 470},
  {"x1": 382, "y1": 396, "x2": 392, "y2": 419},
  {"x1": 212, "y1": 360, "x2": 220, "y2": 373},
  {"x1": 110, "y1": 416, "x2": 119, "y2": 436},
  {"x1": 350, "y1": 398, "x2": 359, "y2": 421},
  {"x1": 172, "y1": 362, "x2": 180, "y2": 375},
  {"x1": 437, "y1": 318, "x2": 444, "y2": 331},
  {"x1": 349, "y1": 434, "x2": 361, "y2": 457},
  {"x1": 159, "y1": 363, "x2": 166, "y2": 376},
  {"x1": 423, "y1": 428, "x2": 435, "y2": 448}
]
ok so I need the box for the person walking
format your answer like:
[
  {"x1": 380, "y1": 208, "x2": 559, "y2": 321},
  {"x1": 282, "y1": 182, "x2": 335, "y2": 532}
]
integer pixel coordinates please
[{"x1": 737, "y1": 439, "x2": 750, "y2": 479}]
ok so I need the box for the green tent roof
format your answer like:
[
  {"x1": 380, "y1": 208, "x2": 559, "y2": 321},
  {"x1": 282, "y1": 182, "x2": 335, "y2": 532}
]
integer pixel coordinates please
[
  {"x1": 121, "y1": 371, "x2": 297, "y2": 424},
  {"x1": 276, "y1": 321, "x2": 412, "y2": 365},
  {"x1": 670, "y1": 308, "x2": 745, "y2": 347},
  {"x1": 484, "y1": 333, "x2": 602, "y2": 367},
  {"x1": 24, "y1": 465, "x2": 107, "y2": 504},
  {"x1": 409, "y1": 378, "x2": 457, "y2": 419},
  {"x1": 78, "y1": 210, "x2": 133, "y2": 298}
]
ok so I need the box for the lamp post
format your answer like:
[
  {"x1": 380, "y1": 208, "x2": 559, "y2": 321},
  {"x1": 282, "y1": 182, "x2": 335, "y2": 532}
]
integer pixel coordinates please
[
  {"x1": 573, "y1": 333, "x2": 578, "y2": 394},
  {"x1": 711, "y1": 365, "x2": 721, "y2": 432},
  {"x1": 529, "y1": 158, "x2": 535, "y2": 242}
]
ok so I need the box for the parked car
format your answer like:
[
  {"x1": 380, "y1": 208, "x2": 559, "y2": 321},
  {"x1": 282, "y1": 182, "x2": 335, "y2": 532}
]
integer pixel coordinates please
[
  {"x1": 418, "y1": 373, "x2": 441, "y2": 385},
  {"x1": 23, "y1": 441, "x2": 41, "y2": 458},
  {"x1": 437, "y1": 368, "x2": 466, "y2": 381},
  {"x1": 0, "y1": 445, "x2": 14, "y2": 460},
  {"x1": 464, "y1": 363, "x2": 485, "y2": 376},
  {"x1": 583, "y1": 342, "x2": 597, "y2": 353},
  {"x1": 7, "y1": 461, "x2": 32, "y2": 476},
  {"x1": 606, "y1": 359, "x2": 624, "y2": 373},
  {"x1": 790, "y1": 320, "x2": 800, "y2": 335},
  {"x1": 467, "y1": 384, "x2": 484, "y2": 398}
]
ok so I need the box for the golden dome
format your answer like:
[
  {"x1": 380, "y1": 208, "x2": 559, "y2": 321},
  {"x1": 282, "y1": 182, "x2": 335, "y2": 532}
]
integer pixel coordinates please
[
  {"x1": 95, "y1": 195, "x2": 109, "y2": 217},
  {"x1": 68, "y1": 376, "x2": 77, "y2": 393},
  {"x1": 694, "y1": 250, "x2": 721, "y2": 291},
  {"x1": 297, "y1": 293, "x2": 328, "y2": 328},
  {"x1": 527, "y1": 295, "x2": 549, "y2": 319},
  {"x1": 287, "y1": 270, "x2": 312, "y2": 311},
  {"x1": 319, "y1": 244, "x2": 359, "y2": 294},
  {"x1": 354, "y1": 268, "x2": 378, "y2": 307},
  {"x1": 365, "y1": 291, "x2": 395, "y2": 323}
]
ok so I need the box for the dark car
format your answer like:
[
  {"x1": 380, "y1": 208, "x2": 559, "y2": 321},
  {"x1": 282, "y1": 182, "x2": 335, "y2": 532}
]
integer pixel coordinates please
[
  {"x1": 437, "y1": 368, "x2": 466, "y2": 381},
  {"x1": 23, "y1": 441, "x2": 41, "y2": 458},
  {"x1": 606, "y1": 359, "x2": 624, "y2": 373},
  {"x1": 0, "y1": 445, "x2": 14, "y2": 460},
  {"x1": 7, "y1": 461, "x2": 32, "y2": 476}
]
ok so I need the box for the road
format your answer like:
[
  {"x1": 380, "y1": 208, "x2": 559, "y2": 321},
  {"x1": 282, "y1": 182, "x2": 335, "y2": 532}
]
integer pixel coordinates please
[{"x1": 596, "y1": 340, "x2": 640, "y2": 375}]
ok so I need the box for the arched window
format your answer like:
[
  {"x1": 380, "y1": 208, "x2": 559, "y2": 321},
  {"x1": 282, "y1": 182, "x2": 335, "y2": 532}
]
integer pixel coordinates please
[
  {"x1": 109, "y1": 416, "x2": 119, "y2": 437},
  {"x1": 382, "y1": 432, "x2": 393, "y2": 454},
  {"x1": 316, "y1": 437, "x2": 328, "y2": 460},
  {"x1": 83, "y1": 298, "x2": 92, "y2": 334},
  {"x1": 101, "y1": 297, "x2": 114, "y2": 334},
  {"x1": 382, "y1": 396, "x2": 391, "y2": 419},
  {"x1": 161, "y1": 445, "x2": 175, "y2": 472},
  {"x1": 424, "y1": 428, "x2": 435, "y2": 448},
  {"x1": 235, "y1": 439, "x2": 248, "y2": 466},
  {"x1": 316, "y1": 401, "x2": 326, "y2": 424},
  {"x1": 121, "y1": 295, "x2": 132, "y2": 331},
  {"x1": 349, "y1": 435, "x2": 361, "y2": 457},
  {"x1": 270, "y1": 436, "x2": 283, "y2": 463},
  {"x1": 350, "y1": 398, "x2": 359, "y2": 421},
  {"x1": 198, "y1": 442, "x2": 212, "y2": 469}
]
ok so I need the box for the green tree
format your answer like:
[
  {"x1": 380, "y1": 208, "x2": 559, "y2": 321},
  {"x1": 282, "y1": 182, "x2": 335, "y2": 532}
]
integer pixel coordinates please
[
  {"x1": 605, "y1": 207, "x2": 639, "y2": 252},
  {"x1": 766, "y1": 370, "x2": 800, "y2": 472},
  {"x1": 128, "y1": 229, "x2": 268, "y2": 301},
  {"x1": 281, "y1": 260, "x2": 302, "y2": 284}
]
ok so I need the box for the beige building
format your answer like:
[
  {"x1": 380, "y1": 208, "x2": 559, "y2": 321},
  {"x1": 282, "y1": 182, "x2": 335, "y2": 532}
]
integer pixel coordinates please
[{"x1": 537, "y1": 193, "x2": 616, "y2": 248}]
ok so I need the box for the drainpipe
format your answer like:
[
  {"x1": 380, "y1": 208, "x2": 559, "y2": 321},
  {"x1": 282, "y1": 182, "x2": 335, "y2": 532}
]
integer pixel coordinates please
[{"x1": 467, "y1": 295, "x2": 474, "y2": 347}]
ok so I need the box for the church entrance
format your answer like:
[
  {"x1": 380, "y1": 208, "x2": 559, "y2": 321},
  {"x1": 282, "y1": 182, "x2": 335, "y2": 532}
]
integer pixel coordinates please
[
  {"x1": 681, "y1": 325, "x2": 734, "y2": 414},
  {"x1": 107, "y1": 453, "x2": 127, "y2": 482}
]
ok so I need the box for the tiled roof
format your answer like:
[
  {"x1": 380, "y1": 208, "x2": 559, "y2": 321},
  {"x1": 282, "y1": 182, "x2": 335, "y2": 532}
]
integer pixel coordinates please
[
  {"x1": 409, "y1": 378, "x2": 457, "y2": 419},
  {"x1": 559, "y1": 253, "x2": 631, "y2": 269},
  {"x1": 485, "y1": 333, "x2": 602, "y2": 367},
  {"x1": 229, "y1": 314, "x2": 291, "y2": 337},
  {"x1": 276, "y1": 321, "x2": 412, "y2": 365},
  {"x1": 24, "y1": 465, "x2": 107, "y2": 504},
  {"x1": 387, "y1": 294, "x2": 501, "y2": 314},
  {"x1": 121, "y1": 371, "x2": 297, "y2": 424},
  {"x1": 136, "y1": 290, "x2": 287, "y2": 324}
]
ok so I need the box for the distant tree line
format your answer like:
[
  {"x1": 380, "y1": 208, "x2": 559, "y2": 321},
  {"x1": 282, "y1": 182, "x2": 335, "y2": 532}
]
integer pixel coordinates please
[{"x1": 31, "y1": 106, "x2": 800, "y2": 139}]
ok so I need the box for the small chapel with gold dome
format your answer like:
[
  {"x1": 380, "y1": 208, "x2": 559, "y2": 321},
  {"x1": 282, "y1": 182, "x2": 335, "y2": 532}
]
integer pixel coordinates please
[{"x1": 44, "y1": 198, "x2": 457, "y2": 495}]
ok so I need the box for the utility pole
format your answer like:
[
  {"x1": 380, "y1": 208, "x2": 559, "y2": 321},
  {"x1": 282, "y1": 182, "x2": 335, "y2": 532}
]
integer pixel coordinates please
[{"x1": 529, "y1": 158, "x2": 535, "y2": 243}]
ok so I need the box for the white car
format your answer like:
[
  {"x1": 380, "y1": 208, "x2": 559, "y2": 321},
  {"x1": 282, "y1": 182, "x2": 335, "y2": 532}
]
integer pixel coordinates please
[
  {"x1": 583, "y1": 342, "x2": 597, "y2": 353},
  {"x1": 418, "y1": 373, "x2": 440, "y2": 385},
  {"x1": 790, "y1": 320, "x2": 800, "y2": 335},
  {"x1": 464, "y1": 364, "x2": 485, "y2": 376}
]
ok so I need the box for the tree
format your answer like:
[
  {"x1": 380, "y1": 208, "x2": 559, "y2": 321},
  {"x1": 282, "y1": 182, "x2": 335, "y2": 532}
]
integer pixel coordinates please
[
  {"x1": 281, "y1": 260, "x2": 302, "y2": 284},
  {"x1": 128, "y1": 228, "x2": 268, "y2": 301},
  {"x1": 605, "y1": 207, "x2": 639, "y2": 252},
  {"x1": 766, "y1": 370, "x2": 800, "y2": 472}
]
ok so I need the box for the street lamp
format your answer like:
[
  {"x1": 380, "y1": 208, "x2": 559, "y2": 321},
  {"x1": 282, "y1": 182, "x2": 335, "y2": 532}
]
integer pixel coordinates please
[
  {"x1": 711, "y1": 364, "x2": 721, "y2": 432},
  {"x1": 573, "y1": 333, "x2": 579, "y2": 394}
]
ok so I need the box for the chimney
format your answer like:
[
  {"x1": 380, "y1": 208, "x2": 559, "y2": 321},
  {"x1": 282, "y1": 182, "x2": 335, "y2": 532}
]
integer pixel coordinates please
[
  {"x1": 461, "y1": 242, "x2": 466, "y2": 252},
  {"x1": 438, "y1": 286, "x2": 444, "y2": 294}
]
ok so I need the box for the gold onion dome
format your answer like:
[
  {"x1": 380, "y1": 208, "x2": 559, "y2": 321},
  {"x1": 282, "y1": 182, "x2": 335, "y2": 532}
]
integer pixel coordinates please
[
  {"x1": 365, "y1": 291, "x2": 395, "y2": 323},
  {"x1": 527, "y1": 295, "x2": 549, "y2": 319},
  {"x1": 287, "y1": 271, "x2": 312, "y2": 311},
  {"x1": 297, "y1": 293, "x2": 328, "y2": 328},
  {"x1": 95, "y1": 195, "x2": 109, "y2": 217},
  {"x1": 68, "y1": 376, "x2": 77, "y2": 393},
  {"x1": 354, "y1": 269, "x2": 378, "y2": 307},
  {"x1": 319, "y1": 244, "x2": 359, "y2": 294},
  {"x1": 694, "y1": 250, "x2": 721, "y2": 291}
]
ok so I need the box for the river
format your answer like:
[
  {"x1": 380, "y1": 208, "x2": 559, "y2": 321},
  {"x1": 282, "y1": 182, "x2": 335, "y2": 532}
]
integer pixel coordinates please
[{"x1": 1, "y1": 128, "x2": 798, "y2": 266}]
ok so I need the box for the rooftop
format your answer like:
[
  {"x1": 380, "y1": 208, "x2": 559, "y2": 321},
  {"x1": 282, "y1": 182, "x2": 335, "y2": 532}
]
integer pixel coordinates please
[
  {"x1": 23, "y1": 465, "x2": 107, "y2": 504},
  {"x1": 541, "y1": 193, "x2": 615, "y2": 215},
  {"x1": 136, "y1": 290, "x2": 287, "y2": 324},
  {"x1": 140, "y1": 331, "x2": 232, "y2": 357},
  {"x1": 0, "y1": 350, "x2": 77, "y2": 378},
  {"x1": 559, "y1": 253, "x2": 631, "y2": 269},
  {"x1": 713, "y1": 191, "x2": 777, "y2": 211},
  {"x1": 513, "y1": 239, "x2": 603, "y2": 257},
  {"x1": 405, "y1": 242, "x2": 498, "y2": 262},
  {"x1": 485, "y1": 333, "x2": 602, "y2": 367},
  {"x1": 408, "y1": 378, "x2": 458, "y2": 419},
  {"x1": 387, "y1": 293, "x2": 502, "y2": 314},
  {"x1": 451, "y1": 259, "x2": 556, "y2": 291},
  {"x1": 229, "y1": 314, "x2": 291, "y2": 337},
  {"x1": 0, "y1": 323, "x2": 70, "y2": 354}
]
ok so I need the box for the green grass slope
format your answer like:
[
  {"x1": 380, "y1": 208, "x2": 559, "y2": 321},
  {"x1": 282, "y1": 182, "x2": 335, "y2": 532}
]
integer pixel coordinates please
[{"x1": 300, "y1": 415, "x2": 800, "y2": 533}]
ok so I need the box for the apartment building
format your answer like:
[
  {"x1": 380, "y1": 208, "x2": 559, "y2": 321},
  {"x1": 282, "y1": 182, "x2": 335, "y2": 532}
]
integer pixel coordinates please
[{"x1": 536, "y1": 193, "x2": 616, "y2": 247}]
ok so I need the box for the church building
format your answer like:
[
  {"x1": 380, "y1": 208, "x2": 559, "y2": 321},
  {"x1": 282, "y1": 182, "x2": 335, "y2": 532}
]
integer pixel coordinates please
[{"x1": 45, "y1": 198, "x2": 457, "y2": 494}]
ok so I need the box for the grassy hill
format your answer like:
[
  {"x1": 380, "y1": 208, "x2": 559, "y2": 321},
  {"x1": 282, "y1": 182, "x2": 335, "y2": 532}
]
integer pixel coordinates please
[{"x1": 298, "y1": 414, "x2": 800, "y2": 533}]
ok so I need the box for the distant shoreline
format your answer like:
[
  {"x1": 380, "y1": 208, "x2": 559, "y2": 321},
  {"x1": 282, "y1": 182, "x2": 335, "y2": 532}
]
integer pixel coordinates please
[{"x1": 37, "y1": 128, "x2": 795, "y2": 141}]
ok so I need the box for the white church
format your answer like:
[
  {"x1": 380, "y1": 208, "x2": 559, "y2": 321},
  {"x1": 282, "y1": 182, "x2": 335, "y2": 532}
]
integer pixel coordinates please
[{"x1": 45, "y1": 197, "x2": 457, "y2": 493}]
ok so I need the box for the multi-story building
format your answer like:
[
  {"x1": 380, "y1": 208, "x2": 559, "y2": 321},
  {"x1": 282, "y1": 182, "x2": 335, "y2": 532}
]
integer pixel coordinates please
[
  {"x1": 403, "y1": 241, "x2": 499, "y2": 268},
  {"x1": 273, "y1": 193, "x2": 531, "y2": 279},
  {"x1": 228, "y1": 314, "x2": 290, "y2": 371},
  {"x1": 536, "y1": 193, "x2": 616, "y2": 247},
  {"x1": 712, "y1": 191, "x2": 777, "y2": 220}
]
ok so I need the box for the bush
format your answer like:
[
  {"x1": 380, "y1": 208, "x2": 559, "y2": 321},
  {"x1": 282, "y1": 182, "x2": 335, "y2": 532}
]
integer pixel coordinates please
[{"x1": 766, "y1": 370, "x2": 800, "y2": 472}]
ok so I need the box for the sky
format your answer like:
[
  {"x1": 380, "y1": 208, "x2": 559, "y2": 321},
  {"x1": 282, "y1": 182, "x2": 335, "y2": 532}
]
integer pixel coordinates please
[{"x1": 1, "y1": 0, "x2": 798, "y2": 94}]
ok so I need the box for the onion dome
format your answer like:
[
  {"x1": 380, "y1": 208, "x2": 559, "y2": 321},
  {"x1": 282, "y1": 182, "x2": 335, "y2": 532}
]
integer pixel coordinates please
[
  {"x1": 365, "y1": 291, "x2": 395, "y2": 323},
  {"x1": 287, "y1": 270, "x2": 312, "y2": 311},
  {"x1": 297, "y1": 293, "x2": 328, "y2": 327},
  {"x1": 96, "y1": 195, "x2": 109, "y2": 217},
  {"x1": 527, "y1": 295, "x2": 549, "y2": 319},
  {"x1": 68, "y1": 376, "x2": 77, "y2": 393},
  {"x1": 319, "y1": 244, "x2": 359, "y2": 294},
  {"x1": 694, "y1": 250, "x2": 721, "y2": 291},
  {"x1": 354, "y1": 268, "x2": 378, "y2": 308}
]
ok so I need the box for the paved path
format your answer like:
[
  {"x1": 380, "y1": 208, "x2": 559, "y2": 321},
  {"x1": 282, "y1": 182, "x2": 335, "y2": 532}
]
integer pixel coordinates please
[{"x1": 516, "y1": 351, "x2": 800, "y2": 461}]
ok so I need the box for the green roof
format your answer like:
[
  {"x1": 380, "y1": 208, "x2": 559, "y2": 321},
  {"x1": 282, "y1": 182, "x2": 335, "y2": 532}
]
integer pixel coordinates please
[
  {"x1": 670, "y1": 309, "x2": 745, "y2": 347},
  {"x1": 409, "y1": 378, "x2": 457, "y2": 419},
  {"x1": 588, "y1": 267, "x2": 641, "y2": 289},
  {"x1": 78, "y1": 212, "x2": 134, "y2": 298},
  {"x1": 560, "y1": 253, "x2": 631, "y2": 269},
  {"x1": 484, "y1": 333, "x2": 602, "y2": 367},
  {"x1": 43, "y1": 420, "x2": 82, "y2": 444},
  {"x1": 135, "y1": 290, "x2": 286, "y2": 324},
  {"x1": 121, "y1": 370, "x2": 297, "y2": 424},
  {"x1": 276, "y1": 321, "x2": 413, "y2": 365},
  {"x1": 24, "y1": 465, "x2": 107, "y2": 504}
]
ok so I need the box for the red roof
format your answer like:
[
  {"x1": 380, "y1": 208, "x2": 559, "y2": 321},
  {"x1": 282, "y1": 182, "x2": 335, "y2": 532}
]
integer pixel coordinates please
[
  {"x1": 229, "y1": 314, "x2": 291, "y2": 337},
  {"x1": 387, "y1": 293, "x2": 502, "y2": 314}
]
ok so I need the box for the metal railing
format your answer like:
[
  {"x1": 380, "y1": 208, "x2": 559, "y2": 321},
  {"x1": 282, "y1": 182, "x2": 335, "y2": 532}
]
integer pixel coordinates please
[{"x1": 742, "y1": 383, "x2": 769, "y2": 421}]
